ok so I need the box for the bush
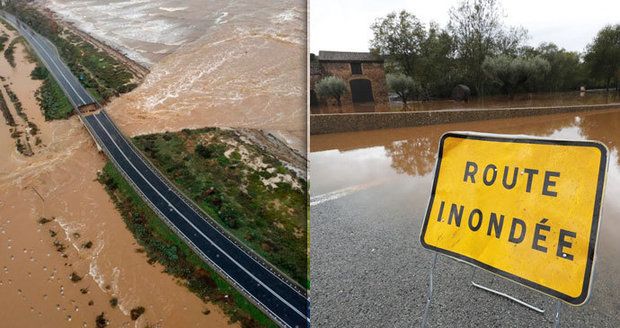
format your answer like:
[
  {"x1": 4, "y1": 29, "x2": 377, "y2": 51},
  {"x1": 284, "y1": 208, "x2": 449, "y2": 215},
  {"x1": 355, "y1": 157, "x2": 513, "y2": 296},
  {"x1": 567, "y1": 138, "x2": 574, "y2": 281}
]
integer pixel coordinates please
[
  {"x1": 386, "y1": 73, "x2": 419, "y2": 106},
  {"x1": 0, "y1": 34, "x2": 8, "y2": 51},
  {"x1": 130, "y1": 306, "x2": 145, "y2": 320},
  {"x1": 482, "y1": 55, "x2": 550, "y2": 98},
  {"x1": 3, "y1": 38, "x2": 18, "y2": 68},
  {"x1": 30, "y1": 65, "x2": 48, "y2": 80},
  {"x1": 95, "y1": 312, "x2": 108, "y2": 328},
  {"x1": 315, "y1": 76, "x2": 347, "y2": 106},
  {"x1": 69, "y1": 272, "x2": 82, "y2": 282},
  {"x1": 35, "y1": 70, "x2": 74, "y2": 120}
]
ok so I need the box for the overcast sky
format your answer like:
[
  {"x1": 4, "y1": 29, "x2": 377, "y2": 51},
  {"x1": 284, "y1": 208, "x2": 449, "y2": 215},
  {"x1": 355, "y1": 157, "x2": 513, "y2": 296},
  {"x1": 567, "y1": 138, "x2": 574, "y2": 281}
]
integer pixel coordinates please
[{"x1": 309, "y1": 0, "x2": 620, "y2": 54}]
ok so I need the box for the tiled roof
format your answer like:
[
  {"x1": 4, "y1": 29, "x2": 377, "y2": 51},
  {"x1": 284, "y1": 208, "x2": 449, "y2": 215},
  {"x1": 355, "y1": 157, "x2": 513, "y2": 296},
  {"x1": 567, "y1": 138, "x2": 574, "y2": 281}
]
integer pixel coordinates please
[{"x1": 317, "y1": 51, "x2": 383, "y2": 62}]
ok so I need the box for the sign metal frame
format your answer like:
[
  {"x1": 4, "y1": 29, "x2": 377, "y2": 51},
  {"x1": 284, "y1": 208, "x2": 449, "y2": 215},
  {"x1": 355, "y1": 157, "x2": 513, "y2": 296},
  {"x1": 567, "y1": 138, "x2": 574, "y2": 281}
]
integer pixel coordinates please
[{"x1": 420, "y1": 132, "x2": 608, "y2": 306}]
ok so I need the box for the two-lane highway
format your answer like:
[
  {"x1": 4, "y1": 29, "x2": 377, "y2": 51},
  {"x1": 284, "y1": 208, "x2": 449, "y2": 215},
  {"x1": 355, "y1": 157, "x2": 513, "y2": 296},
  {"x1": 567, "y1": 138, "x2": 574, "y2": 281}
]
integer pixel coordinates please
[
  {"x1": 0, "y1": 11, "x2": 309, "y2": 327},
  {"x1": 85, "y1": 111, "x2": 309, "y2": 327},
  {"x1": 1, "y1": 11, "x2": 95, "y2": 108}
]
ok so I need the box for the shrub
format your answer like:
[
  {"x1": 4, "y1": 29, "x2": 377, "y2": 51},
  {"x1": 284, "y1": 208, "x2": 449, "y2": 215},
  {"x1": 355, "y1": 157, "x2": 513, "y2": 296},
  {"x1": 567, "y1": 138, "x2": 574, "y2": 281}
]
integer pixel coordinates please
[
  {"x1": 386, "y1": 73, "x2": 419, "y2": 106},
  {"x1": 315, "y1": 76, "x2": 347, "y2": 106},
  {"x1": 95, "y1": 312, "x2": 108, "y2": 328},
  {"x1": 130, "y1": 306, "x2": 145, "y2": 320}
]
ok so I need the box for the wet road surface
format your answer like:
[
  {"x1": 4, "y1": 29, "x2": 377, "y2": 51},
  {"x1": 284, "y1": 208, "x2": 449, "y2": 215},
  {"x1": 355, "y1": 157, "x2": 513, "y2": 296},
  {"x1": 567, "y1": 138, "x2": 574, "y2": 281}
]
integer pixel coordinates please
[{"x1": 310, "y1": 109, "x2": 620, "y2": 327}]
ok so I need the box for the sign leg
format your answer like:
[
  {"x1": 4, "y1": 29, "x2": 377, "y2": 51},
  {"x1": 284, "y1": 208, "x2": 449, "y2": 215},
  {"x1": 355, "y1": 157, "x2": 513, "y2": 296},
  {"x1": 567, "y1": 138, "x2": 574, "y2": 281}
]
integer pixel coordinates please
[
  {"x1": 421, "y1": 253, "x2": 438, "y2": 328},
  {"x1": 553, "y1": 299, "x2": 562, "y2": 328}
]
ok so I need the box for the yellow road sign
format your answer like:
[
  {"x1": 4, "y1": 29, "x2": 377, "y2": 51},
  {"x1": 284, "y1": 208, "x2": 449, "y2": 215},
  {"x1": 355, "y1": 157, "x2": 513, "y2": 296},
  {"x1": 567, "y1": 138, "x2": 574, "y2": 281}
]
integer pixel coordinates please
[{"x1": 420, "y1": 132, "x2": 608, "y2": 305}]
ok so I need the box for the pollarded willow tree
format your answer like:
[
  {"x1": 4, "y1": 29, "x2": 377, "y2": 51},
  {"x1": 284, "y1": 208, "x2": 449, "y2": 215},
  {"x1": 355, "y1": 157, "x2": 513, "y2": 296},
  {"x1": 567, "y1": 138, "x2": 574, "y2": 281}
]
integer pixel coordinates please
[
  {"x1": 584, "y1": 24, "x2": 620, "y2": 91},
  {"x1": 482, "y1": 55, "x2": 550, "y2": 98},
  {"x1": 315, "y1": 76, "x2": 347, "y2": 107}
]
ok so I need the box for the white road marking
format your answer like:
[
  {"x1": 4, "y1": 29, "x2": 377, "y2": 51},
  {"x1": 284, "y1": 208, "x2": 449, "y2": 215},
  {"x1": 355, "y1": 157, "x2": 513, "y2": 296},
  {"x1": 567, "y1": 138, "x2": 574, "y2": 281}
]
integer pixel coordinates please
[
  {"x1": 92, "y1": 114, "x2": 309, "y2": 323},
  {"x1": 100, "y1": 110, "x2": 306, "y2": 298},
  {"x1": 310, "y1": 180, "x2": 388, "y2": 206},
  {"x1": 21, "y1": 23, "x2": 89, "y2": 105}
]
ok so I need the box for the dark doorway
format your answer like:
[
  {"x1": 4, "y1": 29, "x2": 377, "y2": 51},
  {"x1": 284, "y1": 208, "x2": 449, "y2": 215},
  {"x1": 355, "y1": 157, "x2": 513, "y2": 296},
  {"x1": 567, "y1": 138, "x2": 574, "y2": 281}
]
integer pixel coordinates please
[
  {"x1": 310, "y1": 89, "x2": 319, "y2": 107},
  {"x1": 350, "y1": 79, "x2": 374, "y2": 103}
]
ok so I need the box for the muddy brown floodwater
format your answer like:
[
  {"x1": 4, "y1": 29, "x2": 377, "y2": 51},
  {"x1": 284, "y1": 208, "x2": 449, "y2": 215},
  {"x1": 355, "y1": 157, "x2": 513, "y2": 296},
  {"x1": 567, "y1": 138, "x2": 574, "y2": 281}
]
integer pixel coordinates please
[
  {"x1": 43, "y1": 0, "x2": 307, "y2": 152},
  {"x1": 310, "y1": 109, "x2": 620, "y2": 326},
  {"x1": 0, "y1": 22, "x2": 235, "y2": 328},
  {"x1": 311, "y1": 91, "x2": 620, "y2": 115}
]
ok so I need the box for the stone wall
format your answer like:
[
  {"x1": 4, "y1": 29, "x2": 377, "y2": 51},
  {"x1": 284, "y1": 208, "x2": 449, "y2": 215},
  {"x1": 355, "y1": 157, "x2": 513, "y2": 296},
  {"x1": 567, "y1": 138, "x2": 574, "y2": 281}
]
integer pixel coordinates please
[{"x1": 310, "y1": 103, "x2": 620, "y2": 135}]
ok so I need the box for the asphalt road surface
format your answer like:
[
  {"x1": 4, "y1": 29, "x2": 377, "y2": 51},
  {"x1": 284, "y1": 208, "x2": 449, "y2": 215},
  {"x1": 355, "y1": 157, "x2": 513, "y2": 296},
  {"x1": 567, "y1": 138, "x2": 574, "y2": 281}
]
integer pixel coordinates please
[
  {"x1": 1, "y1": 11, "x2": 309, "y2": 327},
  {"x1": 310, "y1": 113, "x2": 620, "y2": 327},
  {"x1": 1, "y1": 11, "x2": 95, "y2": 108},
  {"x1": 85, "y1": 111, "x2": 309, "y2": 327}
]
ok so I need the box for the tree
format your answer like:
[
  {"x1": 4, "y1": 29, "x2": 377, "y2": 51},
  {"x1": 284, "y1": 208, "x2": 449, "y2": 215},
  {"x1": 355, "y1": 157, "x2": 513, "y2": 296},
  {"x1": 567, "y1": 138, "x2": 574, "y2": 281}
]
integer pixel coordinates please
[
  {"x1": 448, "y1": 0, "x2": 527, "y2": 95},
  {"x1": 584, "y1": 24, "x2": 620, "y2": 91},
  {"x1": 370, "y1": 11, "x2": 426, "y2": 77},
  {"x1": 315, "y1": 76, "x2": 347, "y2": 106},
  {"x1": 523, "y1": 43, "x2": 586, "y2": 92},
  {"x1": 386, "y1": 73, "x2": 418, "y2": 108},
  {"x1": 416, "y1": 23, "x2": 458, "y2": 98},
  {"x1": 482, "y1": 55, "x2": 550, "y2": 98}
]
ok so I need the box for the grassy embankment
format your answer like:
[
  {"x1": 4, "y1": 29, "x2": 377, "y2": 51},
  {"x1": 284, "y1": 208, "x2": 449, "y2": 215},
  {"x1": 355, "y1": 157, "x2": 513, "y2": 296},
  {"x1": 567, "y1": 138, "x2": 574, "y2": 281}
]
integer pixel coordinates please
[
  {"x1": 0, "y1": 18, "x2": 72, "y2": 120},
  {"x1": 99, "y1": 162, "x2": 277, "y2": 328},
  {"x1": 3, "y1": 4, "x2": 139, "y2": 119},
  {"x1": 98, "y1": 128, "x2": 308, "y2": 327},
  {"x1": 132, "y1": 128, "x2": 308, "y2": 287}
]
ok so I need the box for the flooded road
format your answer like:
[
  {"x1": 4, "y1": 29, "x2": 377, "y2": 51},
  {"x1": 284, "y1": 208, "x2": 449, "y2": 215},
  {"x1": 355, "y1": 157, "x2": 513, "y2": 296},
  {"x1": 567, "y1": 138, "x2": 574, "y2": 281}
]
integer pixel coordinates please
[{"x1": 310, "y1": 109, "x2": 620, "y2": 327}]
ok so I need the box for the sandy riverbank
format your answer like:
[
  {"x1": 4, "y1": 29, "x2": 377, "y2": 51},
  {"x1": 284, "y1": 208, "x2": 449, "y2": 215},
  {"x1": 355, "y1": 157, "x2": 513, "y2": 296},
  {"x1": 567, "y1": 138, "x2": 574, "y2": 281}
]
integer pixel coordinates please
[{"x1": 0, "y1": 21, "x2": 236, "y2": 328}]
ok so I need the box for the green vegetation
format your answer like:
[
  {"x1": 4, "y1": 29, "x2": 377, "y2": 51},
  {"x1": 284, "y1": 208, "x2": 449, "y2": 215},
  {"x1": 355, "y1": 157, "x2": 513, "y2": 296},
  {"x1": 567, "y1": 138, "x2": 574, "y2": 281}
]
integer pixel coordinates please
[
  {"x1": 3, "y1": 37, "x2": 19, "y2": 68},
  {"x1": 315, "y1": 76, "x2": 347, "y2": 106},
  {"x1": 365, "y1": 0, "x2": 620, "y2": 99},
  {"x1": 4, "y1": 84, "x2": 39, "y2": 135},
  {"x1": 69, "y1": 272, "x2": 82, "y2": 282},
  {"x1": 5, "y1": 3, "x2": 139, "y2": 102},
  {"x1": 31, "y1": 65, "x2": 74, "y2": 120},
  {"x1": 109, "y1": 297, "x2": 118, "y2": 308},
  {"x1": 0, "y1": 90, "x2": 16, "y2": 126},
  {"x1": 95, "y1": 312, "x2": 108, "y2": 328},
  {"x1": 482, "y1": 55, "x2": 551, "y2": 98},
  {"x1": 98, "y1": 162, "x2": 277, "y2": 328},
  {"x1": 584, "y1": 24, "x2": 620, "y2": 91},
  {"x1": 0, "y1": 33, "x2": 9, "y2": 51},
  {"x1": 133, "y1": 128, "x2": 307, "y2": 286},
  {"x1": 386, "y1": 73, "x2": 418, "y2": 106},
  {"x1": 130, "y1": 306, "x2": 145, "y2": 320},
  {"x1": 38, "y1": 217, "x2": 53, "y2": 224}
]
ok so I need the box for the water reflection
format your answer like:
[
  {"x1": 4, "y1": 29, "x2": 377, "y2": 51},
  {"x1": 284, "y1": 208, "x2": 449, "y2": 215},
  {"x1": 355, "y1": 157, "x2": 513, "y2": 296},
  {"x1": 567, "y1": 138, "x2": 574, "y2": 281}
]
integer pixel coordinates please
[
  {"x1": 311, "y1": 110, "x2": 595, "y2": 180},
  {"x1": 384, "y1": 137, "x2": 436, "y2": 176},
  {"x1": 310, "y1": 108, "x2": 620, "y2": 323}
]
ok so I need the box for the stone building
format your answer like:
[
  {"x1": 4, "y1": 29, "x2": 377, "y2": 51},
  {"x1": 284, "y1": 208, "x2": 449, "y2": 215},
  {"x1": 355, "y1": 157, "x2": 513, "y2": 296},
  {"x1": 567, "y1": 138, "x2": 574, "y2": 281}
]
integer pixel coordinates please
[{"x1": 310, "y1": 51, "x2": 388, "y2": 109}]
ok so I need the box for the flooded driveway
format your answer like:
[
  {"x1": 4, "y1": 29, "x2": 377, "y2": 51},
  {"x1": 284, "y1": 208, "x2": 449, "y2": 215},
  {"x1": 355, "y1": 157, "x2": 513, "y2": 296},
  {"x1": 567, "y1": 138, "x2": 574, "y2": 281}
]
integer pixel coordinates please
[{"x1": 310, "y1": 109, "x2": 620, "y2": 327}]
